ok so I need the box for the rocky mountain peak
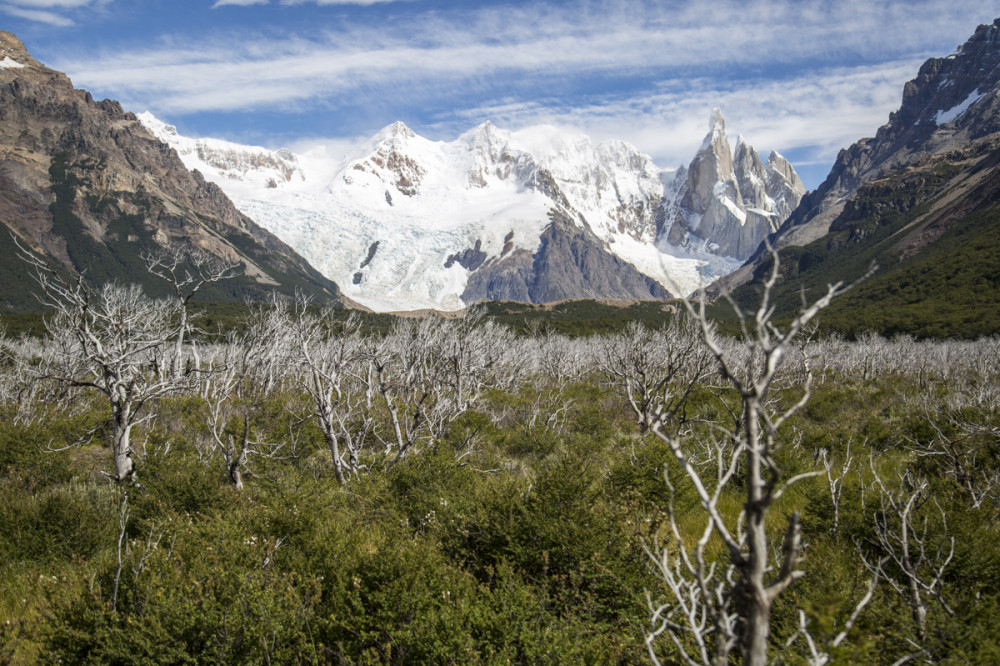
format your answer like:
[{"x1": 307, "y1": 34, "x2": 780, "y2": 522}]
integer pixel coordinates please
[
  {"x1": 706, "y1": 107, "x2": 727, "y2": 142},
  {"x1": 679, "y1": 109, "x2": 737, "y2": 216},
  {"x1": 733, "y1": 135, "x2": 761, "y2": 164},
  {"x1": 377, "y1": 120, "x2": 417, "y2": 146},
  {"x1": 703, "y1": 107, "x2": 734, "y2": 176},
  {"x1": 345, "y1": 121, "x2": 429, "y2": 197},
  {"x1": 765, "y1": 151, "x2": 806, "y2": 220},
  {"x1": 733, "y1": 136, "x2": 768, "y2": 210},
  {"x1": 461, "y1": 120, "x2": 516, "y2": 180},
  {"x1": 464, "y1": 120, "x2": 502, "y2": 146},
  {"x1": 892, "y1": 18, "x2": 1000, "y2": 137},
  {"x1": 0, "y1": 31, "x2": 37, "y2": 69},
  {"x1": 138, "y1": 112, "x2": 305, "y2": 188},
  {"x1": 765, "y1": 151, "x2": 803, "y2": 190},
  {"x1": 0, "y1": 32, "x2": 339, "y2": 310},
  {"x1": 0, "y1": 30, "x2": 73, "y2": 93},
  {"x1": 662, "y1": 109, "x2": 804, "y2": 261},
  {"x1": 471, "y1": 119, "x2": 499, "y2": 138},
  {"x1": 774, "y1": 17, "x2": 1000, "y2": 252}
]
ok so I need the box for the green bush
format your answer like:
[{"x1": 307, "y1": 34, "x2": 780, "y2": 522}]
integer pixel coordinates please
[
  {"x1": 0, "y1": 482, "x2": 115, "y2": 566},
  {"x1": 4, "y1": 351, "x2": 1000, "y2": 663}
]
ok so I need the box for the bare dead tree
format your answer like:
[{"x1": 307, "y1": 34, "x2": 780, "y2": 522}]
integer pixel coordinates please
[
  {"x1": 862, "y1": 464, "x2": 955, "y2": 646},
  {"x1": 599, "y1": 317, "x2": 715, "y2": 434},
  {"x1": 645, "y1": 247, "x2": 873, "y2": 666},
  {"x1": 204, "y1": 359, "x2": 254, "y2": 489},
  {"x1": 367, "y1": 319, "x2": 435, "y2": 463},
  {"x1": 142, "y1": 246, "x2": 241, "y2": 379},
  {"x1": 910, "y1": 416, "x2": 1000, "y2": 510},
  {"x1": 18, "y1": 241, "x2": 192, "y2": 483},
  {"x1": 288, "y1": 301, "x2": 368, "y2": 484},
  {"x1": 783, "y1": 563, "x2": 883, "y2": 666},
  {"x1": 367, "y1": 319, "x2": 450, "y2": 463},
  {"x1": 110, "y1": 486, "x2": 167, "y2": 614},
  {"x1": 599, "y1": 321, "x2": 668, "y2": 434},
  {"x1": 438, "y1": 307, "x2": 519, "y2": 413},
  {"x1": 531, "y1": 328, "x2": 593, "y2": 388},
  {"x1": 360, "y1": 313, "x2": 518, "y2": 467},
  {"x1": 820, "y1": 441, "x2": 855, "y2": 536},
  {"x1": 202, "y1": 302, "x2": 294, "y2": 488},
  {"x1": 0, "y1": 327, "x2": 35, "y2": 423}
]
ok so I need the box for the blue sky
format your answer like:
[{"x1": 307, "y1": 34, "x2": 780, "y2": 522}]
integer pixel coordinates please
[{"x1": 3, "y1": 0, "x2": 998, "y2": 189}]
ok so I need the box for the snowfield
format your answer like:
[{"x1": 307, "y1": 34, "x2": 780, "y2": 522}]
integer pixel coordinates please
[{"x1": 140, "y1": 113, "x2": 765, "y2": 311}]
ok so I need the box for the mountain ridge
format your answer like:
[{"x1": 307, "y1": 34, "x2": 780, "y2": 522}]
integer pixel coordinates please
[
  {"x1": 715, "y1": 17, "x2": 1000, "y2": 338},
  {"x1": 772, "y1": 18, "x2": 1000, "y2": 252},
  {"x1": 0, "y1": 31, "x2": 341, "y2": 312},
  {"x1": 142, "y1": 109, "x2": 805, "y2": 312}
]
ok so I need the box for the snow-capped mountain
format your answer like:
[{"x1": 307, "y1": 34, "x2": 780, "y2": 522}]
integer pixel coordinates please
[
  {"x1": 663, "y1": 109, "x2": 806, "y2": 260},
  {"x1": 140, "y1": 110, "x2": 804, "y2": 311}
]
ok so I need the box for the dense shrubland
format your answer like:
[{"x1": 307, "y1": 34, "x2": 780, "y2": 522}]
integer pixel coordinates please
[{"x1": 1, "y1": 280, "x2": 999, "y2": 663}]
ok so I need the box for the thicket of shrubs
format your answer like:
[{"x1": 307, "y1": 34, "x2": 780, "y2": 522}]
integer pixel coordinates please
[{"x1": 2, "y1": 305, "x2": 999, "y2": 663}]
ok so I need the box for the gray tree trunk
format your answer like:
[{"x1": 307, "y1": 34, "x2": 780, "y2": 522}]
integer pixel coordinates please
[
  {"x1": 112, "y1": 403, "x2": 135, "y2": 483},
  {"x1": 741, "y1": 398, "x2": 771, "y2": 666}
]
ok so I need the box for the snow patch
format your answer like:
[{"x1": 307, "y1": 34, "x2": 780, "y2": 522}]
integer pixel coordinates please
[
  {"x1": 720, "y1": 196, "x2": 747, "y2": 225},
  {"x1": 935, "y1": 88, "x2": 985, "y2": 124},
  {"x1": 0, "y1": 56, "x2": 24, "y2": 69}
]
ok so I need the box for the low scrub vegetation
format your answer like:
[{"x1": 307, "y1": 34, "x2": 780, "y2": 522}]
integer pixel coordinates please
[{"x1": 2, "y1": 253, "x2": 999, "y2": 663}]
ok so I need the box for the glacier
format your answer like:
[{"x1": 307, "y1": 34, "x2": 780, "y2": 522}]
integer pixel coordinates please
[{"x1": 139, "y1": 112, "x2": 796, "y2": 312}]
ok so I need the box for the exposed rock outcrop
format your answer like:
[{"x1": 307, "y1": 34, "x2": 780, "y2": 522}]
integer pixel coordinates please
[
  {"x1": 710, "y1": 17, "x2": 1000, "y2": 305},
  {"x1": 0, "y1": 31, "x2": 340, "y2": 311},
  {"x1": 663, "y1": 109, "x2": 805, "y2": 261},
  {"x1": 462, "y1": 211, "x2": 669, "y2": 303},
  {"x1": 775, "y1": 18, "x2": 1000, "y2": 251}
]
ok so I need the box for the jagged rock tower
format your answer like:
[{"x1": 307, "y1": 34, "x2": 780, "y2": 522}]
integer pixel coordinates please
[{"x1": 663, "y1": 109, "x2": 805, "y2": 260}]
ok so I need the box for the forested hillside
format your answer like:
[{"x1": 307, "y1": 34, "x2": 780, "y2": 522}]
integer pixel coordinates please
[{"x1": 724, "y1": 133, "x2": 1000, "y2": 339}]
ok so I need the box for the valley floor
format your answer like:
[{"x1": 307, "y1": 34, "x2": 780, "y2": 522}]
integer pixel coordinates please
[{"x1": 2, "y1": 321, "x2": 999, "y2": 664}]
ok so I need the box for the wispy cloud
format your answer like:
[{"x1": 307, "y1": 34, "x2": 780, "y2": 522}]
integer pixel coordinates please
[
  {"x1": 213, "y1": 0, "x2": 269, "y2": 7},
  {"x1": 212, "y1": 0, "x2": 419, "y2": 5},
  {"x1": 1, "y1": 0, "x2": 109, "y2": 25},
  {"x1": 62, "y1": 0, "x2": 993, "y2": 104},
  {"x1": 5, "y1": 0, "x2": 103, "y2": 6},
  {"x1": 432, "y1": 59, "x2": 920, "y2": 171},
  {"x1": 1, "y1": 5, "x2": 74, "y2": 25},
  {"x1": 281, "y1": 0, "x2": 417, "y2": 4},
  {"x1": 49, "y1": 0, "x2": 1000, "y2": 181}
]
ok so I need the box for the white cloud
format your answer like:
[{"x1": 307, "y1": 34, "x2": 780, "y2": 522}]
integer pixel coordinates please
[
  {"x1": 1, "y1": 0, "x2": 109, "y2": 25},
  {"x1": 6, "y1": 0, "x2": 100, "y2": 6},
  {"x1": 281, "y1": 0, "x2": 416, "y2": 4},
  {"x1": 438, "y1": 59, "x2": 920, "y2": 172},
  {"x1": 48, "y1": 0, "x2": 1000, "y2": 184},
  {"x1": 61, "y1": 0, "x2": 997, "y2": 106},
  {"x1": 213, "y1": 0, "x2": 269, "y2": 7},
  {"x1": 0, "y1": 4, "x2": 76, "y2": 25}
]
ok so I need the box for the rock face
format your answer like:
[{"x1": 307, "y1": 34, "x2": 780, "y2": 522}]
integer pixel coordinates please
[
  {"x1": 0, "y1": 31, "x2": 339, "y2": 311},
  {"x1": 710, "y1": 16, "x2": 1000, "y2": 305},
  {"x1": 462, "y1": 211, "x2": 668, "y2": 303},
  {"x1": 146, "y1": 109, "x2": 804, "y2": 311},
  {"x1": 776, "y1": 17, "x2": 1000, "y2": 250},
  {"x1": 664, "y1": 109, "x2": 806, "y2": 261}
]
